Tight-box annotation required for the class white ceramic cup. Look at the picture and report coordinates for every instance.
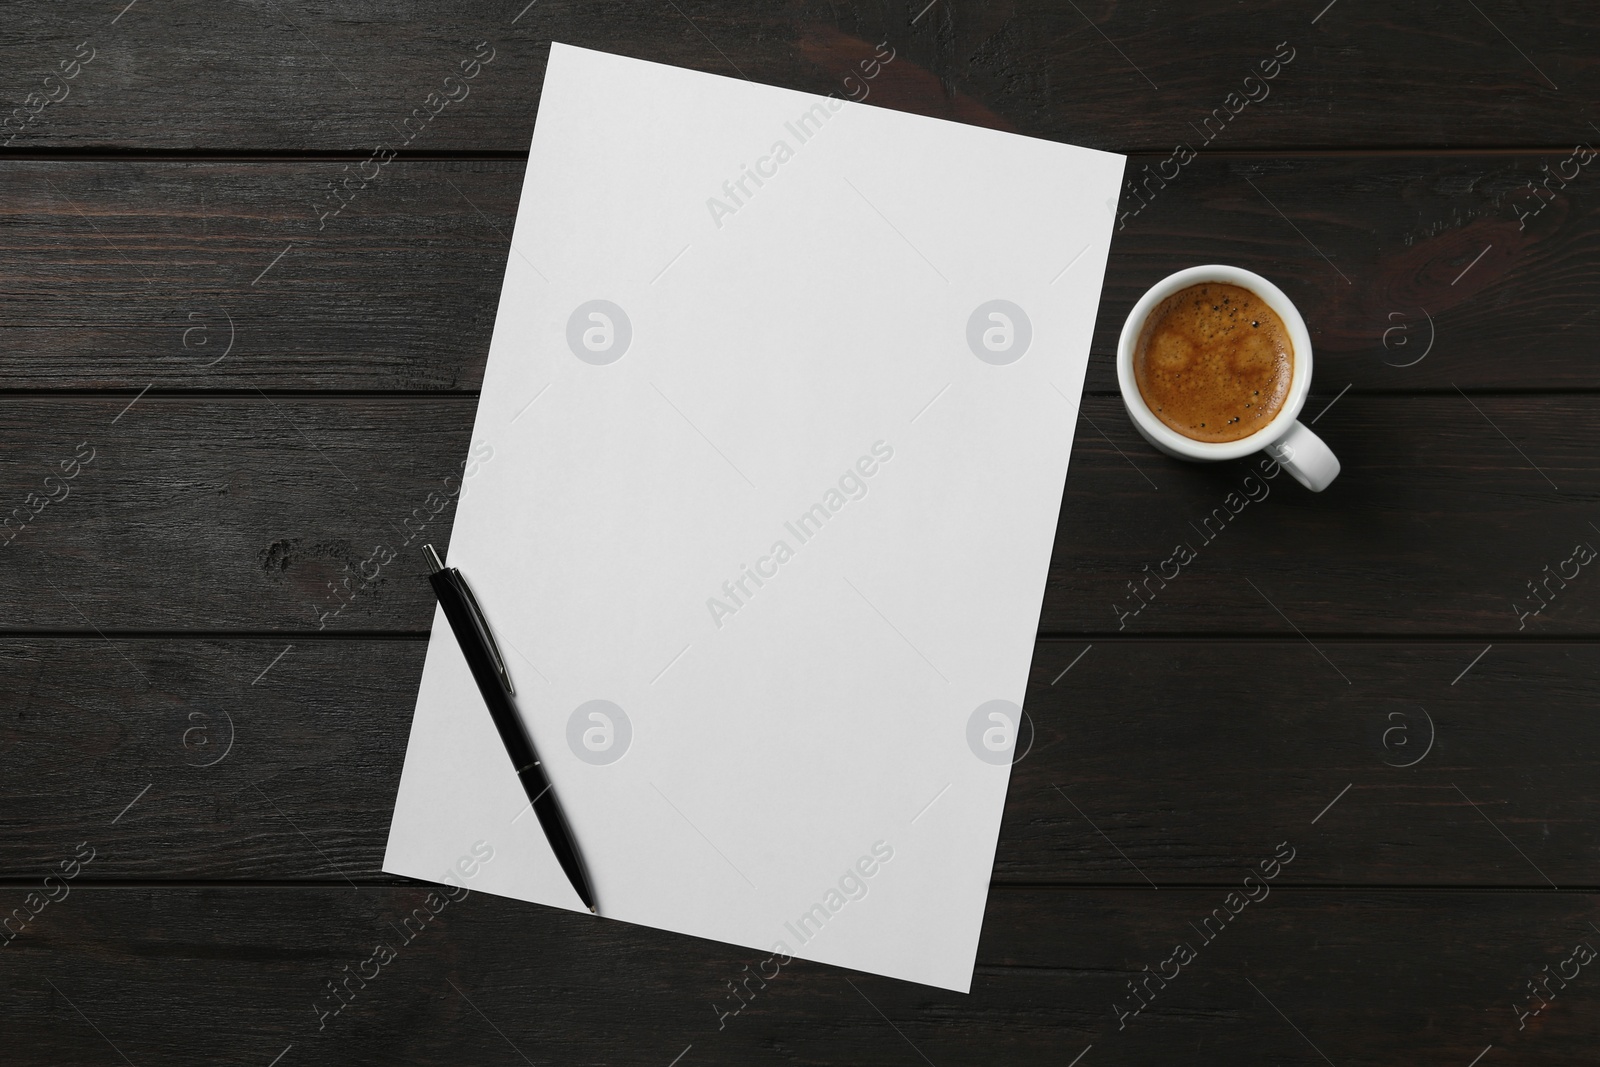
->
[1116,265,1340,492]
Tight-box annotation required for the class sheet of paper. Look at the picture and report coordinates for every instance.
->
[384,41,1124,992]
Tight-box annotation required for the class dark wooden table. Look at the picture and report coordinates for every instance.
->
[4,2,1598,1064]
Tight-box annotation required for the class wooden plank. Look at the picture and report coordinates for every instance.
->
[1055,393,1593,637]
[1,885,1594,1065]
[0,159,521,392]
[0,395,1592,634]
[4,637,1594,885]
[0,397,475,632]
[0,2,1594,152]
[2,151,1596,392]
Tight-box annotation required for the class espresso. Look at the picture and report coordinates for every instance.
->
[1133,282,1292,443]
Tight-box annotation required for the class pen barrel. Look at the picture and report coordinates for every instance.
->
[521,765,596,911]
[428,570,538,771]
[430,568,596,913]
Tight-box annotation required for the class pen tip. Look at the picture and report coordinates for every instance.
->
[589,906,598,915]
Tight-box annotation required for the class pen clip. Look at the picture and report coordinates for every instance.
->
[452,568,515,696]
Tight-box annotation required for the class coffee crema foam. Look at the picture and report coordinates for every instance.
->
[1134,282,1292,444]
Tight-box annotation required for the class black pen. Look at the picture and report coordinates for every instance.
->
[422,544,598,914]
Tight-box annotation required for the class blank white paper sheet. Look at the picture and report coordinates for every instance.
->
[383,41,1124,992]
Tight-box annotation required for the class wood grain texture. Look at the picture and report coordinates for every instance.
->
[0,1,1596,152]
[0,396,1590,634]
[1,886,1595,1065]
[3,637,1594,886]
[3,151,1597,392]
[4,2,1597,1063]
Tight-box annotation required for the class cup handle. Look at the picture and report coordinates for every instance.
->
[1264,420,1340,492]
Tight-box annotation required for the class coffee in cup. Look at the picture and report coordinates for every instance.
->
[1132,282,1293,444]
